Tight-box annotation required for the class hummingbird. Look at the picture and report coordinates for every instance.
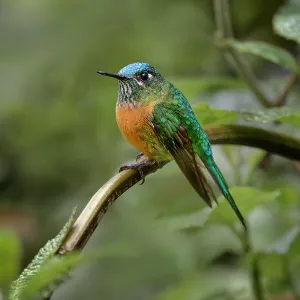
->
[98,62,246,229]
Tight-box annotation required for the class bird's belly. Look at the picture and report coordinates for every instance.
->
[116,104,167,159]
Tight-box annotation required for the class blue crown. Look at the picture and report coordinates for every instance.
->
[118,62,155,77]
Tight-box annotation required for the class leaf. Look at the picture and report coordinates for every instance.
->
[0,232,21,289]
[249,207,289,254]
[264,226,300,255]
[193,104,300,127]
[206,187,280,226]
[221,146,241,169]
[11,240,141,300]
[173,77,245,101]
[273,2,300,44]
[280,114,300,127]
[22,253,85,299]
[251,227,300,280]
[257,253,285,280]
[25,242,143,299]
[9,207,76,300]
[155,267,248,300]
[158,208,211,231]
[276,186,300,206]
[244,150,267,185]
[261,225,300,264]
[194,105,300,127]
[288,231,300,264]
[239,107,300,127]
[229,40,299,73]
[193,102,237,126]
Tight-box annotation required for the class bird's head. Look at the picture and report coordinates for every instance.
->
[98,62,168,105]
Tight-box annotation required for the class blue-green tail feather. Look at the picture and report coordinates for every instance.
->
[205,159,247,229]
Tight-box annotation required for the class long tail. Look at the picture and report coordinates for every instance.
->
[204,158,247,229]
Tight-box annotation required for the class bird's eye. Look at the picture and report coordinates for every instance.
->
[140,72,149,81]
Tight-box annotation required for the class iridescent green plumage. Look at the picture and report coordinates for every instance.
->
[151,90,245,228]
[98,62,246,229]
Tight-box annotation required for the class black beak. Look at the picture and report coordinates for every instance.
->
[97,71,128,80]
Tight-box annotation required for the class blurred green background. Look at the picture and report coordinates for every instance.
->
[1,0,300,299]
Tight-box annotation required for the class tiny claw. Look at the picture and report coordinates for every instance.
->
[119,165,129,173]
[138,168,145,185]
[119,162,146,185]
[118,159,167,186]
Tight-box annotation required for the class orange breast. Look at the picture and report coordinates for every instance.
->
[116,103,157,158]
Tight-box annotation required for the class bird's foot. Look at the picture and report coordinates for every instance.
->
[119,159,165,185]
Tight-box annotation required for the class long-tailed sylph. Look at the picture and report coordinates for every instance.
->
[98,62,246,229]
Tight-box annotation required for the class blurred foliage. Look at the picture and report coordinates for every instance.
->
[1,0,300,300]
[9,208,76,300]
[0,232,20,295]
[228,40,300,73]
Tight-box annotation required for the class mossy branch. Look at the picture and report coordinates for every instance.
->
[57,124,300,255]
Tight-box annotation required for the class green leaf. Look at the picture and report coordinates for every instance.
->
[10,239,141,300]
[249,207,289,254]
[280,113,300,127]
[239,107,300,127]
[273,3,300,44]
[288,230,300,264]
[9,207,76,300]
[261,225,300,264]
[207,187,280,226]
[155,268,245,300]
[173,77,245,101]
[276,186,300,206]
[229,40,299,72]
[194,105,300,127]
[0,232,21,289]
[257,253,285,280]
[158,208,211,231]
[244,150,267,185]
[193,104,300,127]
[253,227,300,280]
[22,252,85,299]
[24,242,143,299]
[264,226,300,255]
[193,103,237,126]
[221,146,242,185]
[221,146,241,169]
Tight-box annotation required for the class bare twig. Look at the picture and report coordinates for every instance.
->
[259,72,298,169]
[213,0,271,107]
[273,73,298,107]
[213,0,298,109]
[250,255,264,300]
[283,255,300,300]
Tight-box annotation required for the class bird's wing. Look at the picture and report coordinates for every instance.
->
[151,103,217,207]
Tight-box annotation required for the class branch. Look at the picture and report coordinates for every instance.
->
[258,72,298,168]
[213,0,299,109]
[240,227,264,300]
[273,73,298,107]
[43,124,300,300]
[58,124,300,255]
[213,0,271,107]
[213,0,299,172]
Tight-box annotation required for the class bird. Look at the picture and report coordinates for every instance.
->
[98,62,246,229]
